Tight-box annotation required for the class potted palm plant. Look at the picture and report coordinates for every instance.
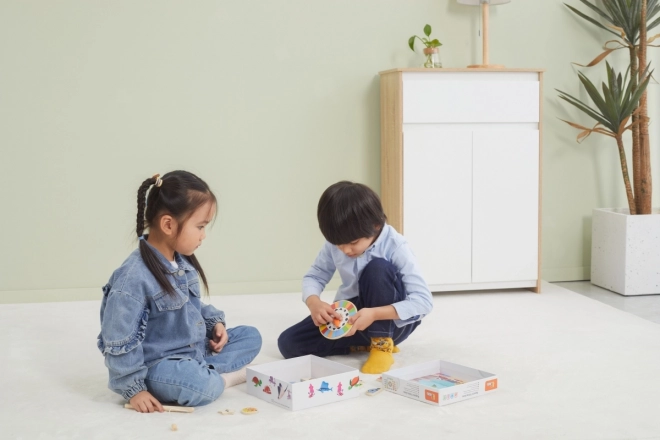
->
[558,0,659,295]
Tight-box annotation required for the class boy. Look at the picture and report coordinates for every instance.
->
[277,181,433,374]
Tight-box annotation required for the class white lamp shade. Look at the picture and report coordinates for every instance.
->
[457,0,511,5]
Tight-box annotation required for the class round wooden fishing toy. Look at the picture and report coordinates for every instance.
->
[319,300,356,339]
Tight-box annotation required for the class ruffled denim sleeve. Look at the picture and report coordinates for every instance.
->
[201,303,225,338]
[97,288,150,400]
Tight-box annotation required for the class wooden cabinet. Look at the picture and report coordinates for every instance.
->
[380,69,543,292]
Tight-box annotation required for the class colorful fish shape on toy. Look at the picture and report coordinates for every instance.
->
[337,382,344,396]
[317,381,333,393]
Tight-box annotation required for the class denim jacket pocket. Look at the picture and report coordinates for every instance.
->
[153,288,188,311]
[188,276,201,298]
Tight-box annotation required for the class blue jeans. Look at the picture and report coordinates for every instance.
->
[145,325,261,406]
[278,258,421,358]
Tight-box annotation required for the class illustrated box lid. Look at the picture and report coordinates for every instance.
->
[382,359,498,406]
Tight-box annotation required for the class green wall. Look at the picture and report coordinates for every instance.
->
[0,0,657,303]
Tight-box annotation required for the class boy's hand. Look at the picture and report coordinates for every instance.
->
[209,322,228,353]
[306,296,338,327]
[129,391,164,413]
[344,308,377,337]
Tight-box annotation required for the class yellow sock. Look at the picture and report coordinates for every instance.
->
[361,337,395,374]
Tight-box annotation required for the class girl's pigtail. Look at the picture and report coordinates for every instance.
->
[187,254,210,297]
[137,174,176,295]
[136,176,156,238]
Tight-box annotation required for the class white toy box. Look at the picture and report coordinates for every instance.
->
[246,355,362,411]
[382,359,498,406]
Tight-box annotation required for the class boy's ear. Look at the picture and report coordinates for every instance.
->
[159,215,177,236]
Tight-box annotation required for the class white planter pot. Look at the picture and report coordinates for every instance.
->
[591,208,660,296]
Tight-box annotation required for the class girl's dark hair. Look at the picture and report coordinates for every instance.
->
[317,181,387,245]
[136,170,216,296]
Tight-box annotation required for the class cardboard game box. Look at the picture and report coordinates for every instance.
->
[382,360,498,406]
[246,355,362,411]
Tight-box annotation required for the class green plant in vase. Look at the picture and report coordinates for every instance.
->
[408,24,443,68]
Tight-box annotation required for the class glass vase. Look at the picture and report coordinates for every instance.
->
[423,47,442,68]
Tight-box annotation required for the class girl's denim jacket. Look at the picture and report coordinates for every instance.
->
[97,239,225,400]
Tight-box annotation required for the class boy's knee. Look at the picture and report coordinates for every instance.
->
[361,258,396,281]
[277,329,296,359]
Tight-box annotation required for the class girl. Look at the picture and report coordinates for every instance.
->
[97,171,261,413]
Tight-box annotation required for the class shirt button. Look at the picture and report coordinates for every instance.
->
[178,270,185,276]
[190,344,194,348]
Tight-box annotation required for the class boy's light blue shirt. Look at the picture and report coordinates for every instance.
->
[302,224,433,327]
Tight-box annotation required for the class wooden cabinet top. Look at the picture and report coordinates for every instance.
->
[379,67,545,75]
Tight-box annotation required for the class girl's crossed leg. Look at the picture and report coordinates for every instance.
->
[145,325,261,406]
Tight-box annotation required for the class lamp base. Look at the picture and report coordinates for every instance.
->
[467,64,506,68]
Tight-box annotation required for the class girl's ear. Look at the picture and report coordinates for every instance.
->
[159,215,177,237]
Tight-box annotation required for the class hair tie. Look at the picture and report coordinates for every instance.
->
[152,173,163,188]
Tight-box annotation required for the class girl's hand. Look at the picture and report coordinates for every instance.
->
[129,391,164,413]
[209,322,229,353]
[306,296,338,327]
[344,308,377,337]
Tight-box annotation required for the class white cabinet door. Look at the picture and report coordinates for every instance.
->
[472,130,539,283]
[403,128,473,285]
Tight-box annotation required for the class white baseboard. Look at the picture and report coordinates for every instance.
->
[1,268,591,304]
[542,266,590,282]
[0,278,343,304]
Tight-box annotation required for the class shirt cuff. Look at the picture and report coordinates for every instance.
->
[392,302,422,328]
[205,316,225,333]
[122,380,148,401]
[302,291,321,305]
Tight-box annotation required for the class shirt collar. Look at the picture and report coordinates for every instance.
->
[366,223,389,252]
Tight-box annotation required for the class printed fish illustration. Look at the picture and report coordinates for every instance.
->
[337,382,344,396]
[308,384,315,398]
[348,376,362,390]
[317,381,333,393]
[252,377,262,387]
[269,376,276,386]
[263,386,272,394]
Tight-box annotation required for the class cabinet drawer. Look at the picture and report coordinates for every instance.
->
[402,74,540,124]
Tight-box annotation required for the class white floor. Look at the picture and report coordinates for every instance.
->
[2,282,660,440]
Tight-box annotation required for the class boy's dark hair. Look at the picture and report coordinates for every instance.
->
[136,170,216,296]
[317,181,387,245]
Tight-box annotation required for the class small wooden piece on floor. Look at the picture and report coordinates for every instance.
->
[366,387,383,396]
[123,403,194,413]
[241,407,259,415]
[218,409,235,415]
[171,423,178,431]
